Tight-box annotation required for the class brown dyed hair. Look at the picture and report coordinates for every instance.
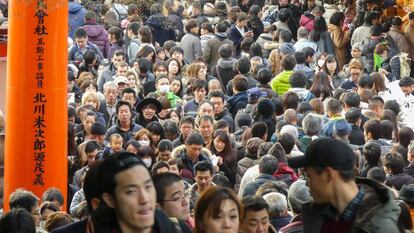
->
[309,98,324,115]
[194,187,243,233]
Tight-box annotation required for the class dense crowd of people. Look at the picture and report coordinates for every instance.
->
[3,0,414,232]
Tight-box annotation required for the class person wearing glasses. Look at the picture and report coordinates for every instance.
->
[153,173,194,230]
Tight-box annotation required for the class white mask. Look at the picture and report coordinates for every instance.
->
[143,158,152,168]
[159,84,170,94]
[138,140,150,146]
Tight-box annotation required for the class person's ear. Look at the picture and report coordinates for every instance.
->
[102,193,116,208]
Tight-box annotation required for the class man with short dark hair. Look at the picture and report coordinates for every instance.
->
[173,116,195,147]
[69,28,104,62]
[176,132,211,182]
[288,71,314,102]
[241,195,277,233]
[364,119,393,157]
[153,173,194,229]
[345,107,365,146]
[9,189,40,226]
[383,152,414,190]
[105,100,143,142]
[243,155,279,197]
[288,138,400,232]
[322,99,344,137]
[228,75,249,117]
[208,90,235,132]
[181,19,202,63]
[203,21,233,67]
[93,152,191,233]
[73,140,101,189]
[211,43,237,91]
[97,50,126,92]
[183,79,207,118]
[228,12,254,57]
[42,188,64,210]
[188,161,215,212]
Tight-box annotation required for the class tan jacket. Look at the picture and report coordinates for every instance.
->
[327,24,351,70]
[405,23,414,59]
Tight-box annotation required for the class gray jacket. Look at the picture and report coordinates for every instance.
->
[97,64,116,92]
[302,178,400,233]
[180,32,202,64]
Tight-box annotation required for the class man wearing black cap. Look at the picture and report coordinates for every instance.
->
[136,98,162,127]
[288,138,400,233]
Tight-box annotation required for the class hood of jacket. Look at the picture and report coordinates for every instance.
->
[217,57,237,69]
[273,162,298,182]
[146,14,175,30]
[82,24,106,38]
[290,87,311,99]
[228,91,248,106]
[215,32,228,41]
[327,23,341,33]
[352,178,400,231]
[69,2,84,13]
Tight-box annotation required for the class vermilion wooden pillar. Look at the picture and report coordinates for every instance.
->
[3,0,68,211]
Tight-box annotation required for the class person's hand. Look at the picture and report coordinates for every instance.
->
[218,157,223,166]
[245,31,254,37]
[379,68,389,76]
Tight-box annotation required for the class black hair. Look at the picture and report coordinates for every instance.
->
[216,21,228,33]
[277,133,295,154]
[208,90,226,102]
[364,120,382,140]
[345,107,361,124]
[289,71,307,88]
[219,43,233,58]
[257,68,273,84]
[186,132,205,145]
[384,100,400,116]
[138,58,152,73]
[74,28,87,38]
[42,188,64,207]
[85,140,101,154]
[237,56,251,74]
[146,121,165,138]
[326,99,342,114]
[302,47,315,59]
[279,30,293,43]
[194,160,213,175]
[115,100,132,114]
[83,161,102,212]
[212,174,231,188]
[242,195,269,213]
[153,173,183,204]
[251,122,268,139]
[162,120,179,140]
[180,116,196,127]
[383,152,405,175]
[294,51,306,64]
[342,92,360,108]
[0,208,36,233]
[281,54,296,70]
[367,167,386,183]
[329,11,345,26]
[157,139,173,152]
[127,22,140,35]
[363,142,381,166]
[381,120,394,140]
[191,79,207,92]
[122,87,137,98]
[9,189,38,212]
[278,8,289,22]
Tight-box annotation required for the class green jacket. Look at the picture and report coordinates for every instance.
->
[270,70,294,96]
[156,91,181,108]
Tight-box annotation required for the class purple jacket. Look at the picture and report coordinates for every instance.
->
[82,24,111,58]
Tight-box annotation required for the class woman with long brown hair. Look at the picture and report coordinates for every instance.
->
[211,129,237,188]
[194,187,242,233]
[310,71,334,101]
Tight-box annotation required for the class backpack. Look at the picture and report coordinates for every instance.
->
[390,52,411,79]
[126,38,141,62]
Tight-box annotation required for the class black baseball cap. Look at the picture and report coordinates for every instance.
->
[288,138,355,170]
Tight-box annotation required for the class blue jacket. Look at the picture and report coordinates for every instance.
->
[227,25,249,57]
[145,15,176,47]
[243,174,276,197]
[69,2,87,39]
[228,91,248,117]
[68,42,104,62]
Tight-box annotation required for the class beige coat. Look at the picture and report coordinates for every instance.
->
[327,24,351,70]
[405,23,414,59]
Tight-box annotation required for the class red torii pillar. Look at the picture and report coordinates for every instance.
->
[3,0,68,211]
